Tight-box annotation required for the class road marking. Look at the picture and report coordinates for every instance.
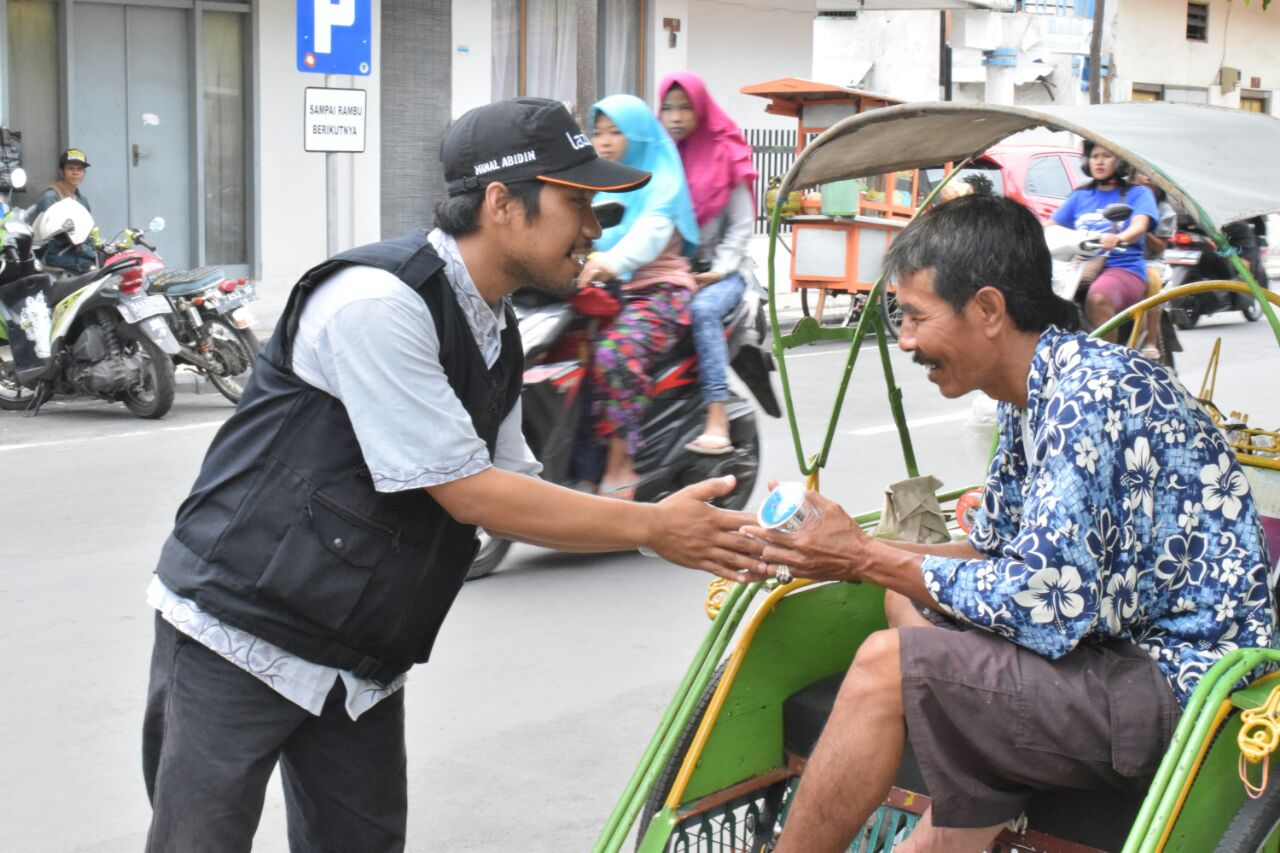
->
[845,410,970,436]
[0,419,225,453]
[780,343,879,359]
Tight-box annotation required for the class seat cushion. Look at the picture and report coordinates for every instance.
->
[148,266,224,295]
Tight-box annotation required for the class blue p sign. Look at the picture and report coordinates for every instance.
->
[297,0,372,76]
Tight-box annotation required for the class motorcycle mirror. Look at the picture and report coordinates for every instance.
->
[592,202,624,230]
[1102,203,1132,223]
[148,216,166,233]
[8,167,26,191]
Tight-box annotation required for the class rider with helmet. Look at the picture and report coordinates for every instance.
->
[1050,141,1158,340]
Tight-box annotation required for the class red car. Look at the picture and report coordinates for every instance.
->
[923,142,1085,222]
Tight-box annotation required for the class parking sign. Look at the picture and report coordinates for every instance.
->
[297,0,372,76]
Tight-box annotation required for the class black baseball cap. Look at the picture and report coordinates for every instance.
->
[442,98,650,197]
[59,148,90,168]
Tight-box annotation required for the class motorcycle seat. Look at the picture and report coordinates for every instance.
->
[48,268,108,307]
[783,674,1143,851]
[148,266,224,296]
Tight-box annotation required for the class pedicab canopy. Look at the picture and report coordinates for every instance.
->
[777,101,1280,229]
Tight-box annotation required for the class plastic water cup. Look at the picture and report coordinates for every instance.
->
[757,482,819,533]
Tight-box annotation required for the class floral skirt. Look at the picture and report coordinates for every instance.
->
[590,284,692,454]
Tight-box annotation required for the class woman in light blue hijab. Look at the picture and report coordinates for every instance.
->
[575,94,700,499]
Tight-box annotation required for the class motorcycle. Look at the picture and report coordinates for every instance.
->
[1045,201,1179,367]
[0,200,180,418]
[466,203,781,580]
[93,220,261,404]
[1164,216,1271,329]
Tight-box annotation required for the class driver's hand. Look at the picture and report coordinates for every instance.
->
[1098,233,1122,250]
[740,485,864,584]
[693,271,724,287]
[576,254,615,290]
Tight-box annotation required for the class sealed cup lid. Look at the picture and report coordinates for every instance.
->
[758,482,807,529]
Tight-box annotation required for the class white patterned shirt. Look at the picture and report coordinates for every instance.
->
[150,229,538,719]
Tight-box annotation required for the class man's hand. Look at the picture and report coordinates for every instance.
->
[740,489,868,583]
[647,476,770,583]
[1098,233,1122,251]
[693,270,724,288]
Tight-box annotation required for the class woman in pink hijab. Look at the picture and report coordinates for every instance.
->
[658,71,758,455]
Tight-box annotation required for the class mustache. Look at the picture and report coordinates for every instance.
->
[913,350,932,367]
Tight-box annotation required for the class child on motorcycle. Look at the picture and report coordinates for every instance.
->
[576,94,701,499]
[1050,140,1157,340]
[656,71,757,456]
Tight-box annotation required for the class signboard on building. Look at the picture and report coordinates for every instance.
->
[304,87,367,152]
[1029,12,1093,56]
[297,0,372,75]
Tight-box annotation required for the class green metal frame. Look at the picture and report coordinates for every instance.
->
[597,126,1280,853]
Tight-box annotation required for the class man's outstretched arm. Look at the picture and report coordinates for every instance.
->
[428,468,766,581]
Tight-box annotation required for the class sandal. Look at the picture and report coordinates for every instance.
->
[684,434,735,456]
[1140,346,1161,361]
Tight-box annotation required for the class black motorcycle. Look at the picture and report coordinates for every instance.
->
[1165,216,1270,329]
[466,208,780,580]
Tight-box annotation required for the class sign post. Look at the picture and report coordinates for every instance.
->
[297,1,372,255]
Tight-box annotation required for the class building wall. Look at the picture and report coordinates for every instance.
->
[684,0,816,131]
[813,11,939,103]
[382,0,450,237]
[452,0,492,119]
[254,1,383,284]
[1111,0,1280,112]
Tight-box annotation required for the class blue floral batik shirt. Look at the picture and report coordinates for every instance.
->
[921,327,1275,706]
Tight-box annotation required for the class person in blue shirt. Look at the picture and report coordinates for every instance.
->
[741,195,1273,853]
[1051,140,1159,339]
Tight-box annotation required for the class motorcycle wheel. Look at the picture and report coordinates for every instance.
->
[1243,297,1263,322]
[465,530,513,582]
[120,334,176,419]
[878,284,903,341]
[204,318,260,404]
[0,344,35,411]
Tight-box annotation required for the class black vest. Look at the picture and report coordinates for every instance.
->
[156,231,522,684]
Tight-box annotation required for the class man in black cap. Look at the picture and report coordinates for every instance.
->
[32,147,95,273]
[141,98,764,852]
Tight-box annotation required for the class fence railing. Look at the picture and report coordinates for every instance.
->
[746,127,797,235]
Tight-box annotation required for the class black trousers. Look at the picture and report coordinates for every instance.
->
[142,614,407,853]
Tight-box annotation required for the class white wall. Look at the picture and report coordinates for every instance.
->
[679,0,817,131]
[255,1,383,285]
[451,0,492,119]
[1112,0,1280,112]
[813,12,939,103]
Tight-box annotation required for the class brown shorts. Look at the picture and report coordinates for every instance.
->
[898,619,1180,828]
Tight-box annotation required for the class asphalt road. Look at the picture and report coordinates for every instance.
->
[2,307,1277,852]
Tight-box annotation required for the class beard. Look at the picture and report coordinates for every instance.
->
[504,251,578,299]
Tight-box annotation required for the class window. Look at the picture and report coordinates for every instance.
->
[6,0,61,194]
[921,163,1006,197]
[492,0,646,107]
[1186,3,1208,42]
[1164,86,1209,104]
[203,11,248,265]
[1131,85,1161,102]
[1024,155,1073,200]
[1241,92,1269,114]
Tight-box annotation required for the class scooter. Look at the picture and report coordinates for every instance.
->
[95,220,261,403]
[466,204,781,580]
[1164,216,1270,329]
[1045,202,1179,367]
[0,201,181,417]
